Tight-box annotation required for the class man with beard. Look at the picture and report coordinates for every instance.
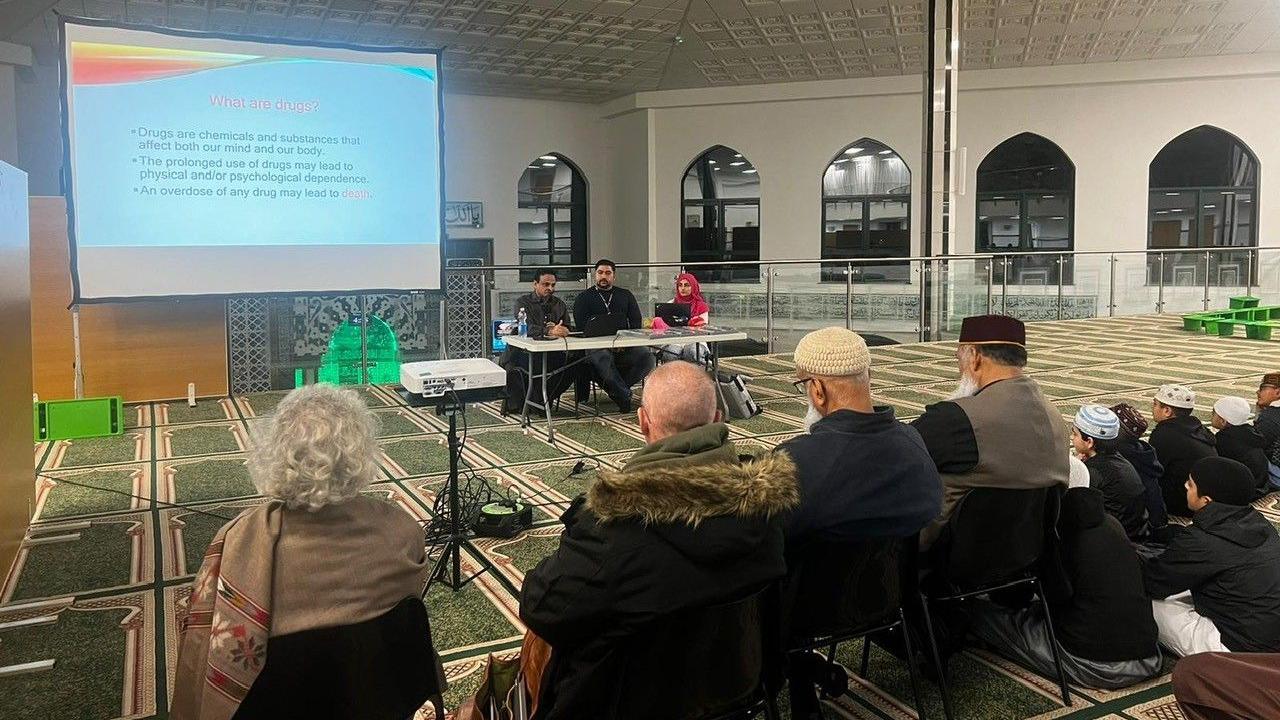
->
[500,268,574,415]
[780,327,942,545]
[1255,372,1280,486]
[910,314,1069,550]
[775,327,941,718]
[571,259,655,412]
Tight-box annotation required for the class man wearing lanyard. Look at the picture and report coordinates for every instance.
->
[571,258,655,412]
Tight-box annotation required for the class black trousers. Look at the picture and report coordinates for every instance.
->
[581,347,655,403]
[504,349,573,414]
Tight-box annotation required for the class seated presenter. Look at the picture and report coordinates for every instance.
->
[660,272,711,364]
[572,259,655,413]
[500,269,574,415]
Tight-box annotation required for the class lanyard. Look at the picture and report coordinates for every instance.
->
[597,289,614,314]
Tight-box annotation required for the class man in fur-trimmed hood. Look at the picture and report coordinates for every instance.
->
[520,361,799,720]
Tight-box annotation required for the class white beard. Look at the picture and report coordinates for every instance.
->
[949,373,981,400]
[803,401,824,431]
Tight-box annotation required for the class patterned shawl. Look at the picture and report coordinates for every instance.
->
[170,501,284,720]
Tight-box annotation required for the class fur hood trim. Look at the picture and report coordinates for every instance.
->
[587,452,799,525]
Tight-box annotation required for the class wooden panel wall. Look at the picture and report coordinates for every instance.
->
[1,164,33,582]
[29,197,229,402]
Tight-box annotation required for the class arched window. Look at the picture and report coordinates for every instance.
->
[821,138,910,282]
[1148,126,1258,287]
[976,133,1075,285]
[518,154,587,280]
[682,145,759,283]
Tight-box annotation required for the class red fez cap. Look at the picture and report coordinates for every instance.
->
[959,314,1026,347]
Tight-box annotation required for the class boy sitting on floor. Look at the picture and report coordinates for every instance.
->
[1142,457,1280,656]
[1072,405,1149,541]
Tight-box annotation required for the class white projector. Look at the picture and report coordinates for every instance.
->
[400,358,506,398]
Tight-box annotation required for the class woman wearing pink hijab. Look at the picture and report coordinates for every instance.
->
[660,272,711,362]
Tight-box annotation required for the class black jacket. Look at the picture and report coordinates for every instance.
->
[515,292,571,340]
[1149,415,1217,517]
[778,407,941,546]
[1083,452,1149,541]
[1117,438,1168,531]
[1142,502,1280,652]
[572,285,643,330]
[1257,404,1280,466]
[1215,424,1271,494]
[519,423,799,720]
[1042,488,1159,662]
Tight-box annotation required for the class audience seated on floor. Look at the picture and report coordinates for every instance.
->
[968,484,1162,690]
[500,268,575,415]
[910,314,1069,550]
[1172,651,1280,720]
[571,258,655,412]
[774,326,942,718]
[1149,385,1218,518]
[1212,396,1271,497]
[1142,457,1280,657]
[518,361,798,720]
[1255,372,1280,487]
[171,384,444,720]
[1072,405,1149,541]
[659,272,711,363]
[1111,403,1170,541]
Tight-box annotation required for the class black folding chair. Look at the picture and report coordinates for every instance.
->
[610,584,782,720]
[232,596,445,720]
[782,535,932,719]
[918,486,1071,720]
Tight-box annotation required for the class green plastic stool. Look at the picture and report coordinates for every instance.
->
[1182,316,1205,331]
[1230,296,1260,310]
[1245,323,1274,341]
[1217,321,1236,337]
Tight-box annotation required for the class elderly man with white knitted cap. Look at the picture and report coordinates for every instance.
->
[910,315,1069,550]
[775,327,941,719]
[1149,384,1218,517]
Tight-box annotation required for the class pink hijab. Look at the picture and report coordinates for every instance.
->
[673,272,709,326]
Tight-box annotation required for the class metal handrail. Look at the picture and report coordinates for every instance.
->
[442,246,1279,273]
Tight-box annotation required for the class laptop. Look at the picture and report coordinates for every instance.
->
[655,303,691,327]
[581,313,624,338]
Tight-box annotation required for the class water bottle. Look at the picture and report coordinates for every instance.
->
[517,307,528,336]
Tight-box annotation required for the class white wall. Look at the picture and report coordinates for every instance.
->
[441,93,614,265]
[607,53,1280,265]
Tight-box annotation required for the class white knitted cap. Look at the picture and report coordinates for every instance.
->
[1155,384,1196,410]
[1074,404,1120,440]
[794,327,871,377]
[1213,396,1253,426]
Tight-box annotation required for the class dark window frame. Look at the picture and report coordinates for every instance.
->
[974,135,1076,286]
[820,193,912,283]
[518,155,589,282]
[681,147,761,284]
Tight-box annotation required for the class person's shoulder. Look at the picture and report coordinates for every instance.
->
[915,399,963,420]
[348,495,423,540]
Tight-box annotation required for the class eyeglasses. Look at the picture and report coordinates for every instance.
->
[792,378,812,394]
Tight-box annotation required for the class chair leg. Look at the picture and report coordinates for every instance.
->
[1033,578,1072,707]
[898,611,927,720]
[918,594,954,720]
[859,635,871,678]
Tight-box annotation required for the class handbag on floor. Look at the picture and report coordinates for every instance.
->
[716,372,761,419]
[454,651,529,720]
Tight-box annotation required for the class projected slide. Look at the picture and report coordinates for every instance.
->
[62,21,444,299]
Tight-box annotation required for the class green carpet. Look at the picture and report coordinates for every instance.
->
[5,315,1279,719]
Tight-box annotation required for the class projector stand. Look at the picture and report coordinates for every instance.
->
[402,387,503,594]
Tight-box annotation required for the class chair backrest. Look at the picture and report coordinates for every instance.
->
[233,596,442,720]
[782,535,911,645]
[610,585,774,720]
[932,486,1052,590]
